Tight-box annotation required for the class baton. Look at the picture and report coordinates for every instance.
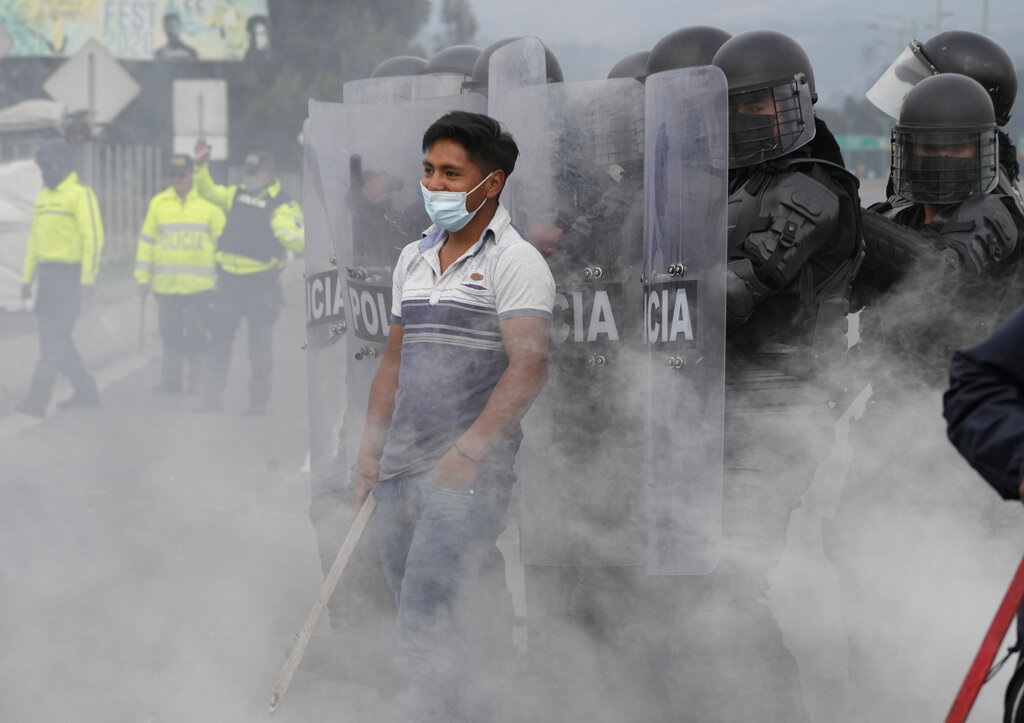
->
[946,551,1024,722]
[268,493,377,713]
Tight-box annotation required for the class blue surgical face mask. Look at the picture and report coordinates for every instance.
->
[420,171,494,232]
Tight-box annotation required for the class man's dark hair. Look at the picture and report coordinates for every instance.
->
[422,111,518,182]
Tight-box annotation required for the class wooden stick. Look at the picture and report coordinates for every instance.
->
[269,494,377,713]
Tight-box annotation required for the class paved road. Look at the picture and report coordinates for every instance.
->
[0,266,1021,722]
[0,279,397,722]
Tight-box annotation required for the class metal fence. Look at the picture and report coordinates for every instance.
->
[3,135,302,268]
[0,136,164,264]
[78,142,163,262]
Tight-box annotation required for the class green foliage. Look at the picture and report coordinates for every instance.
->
[230,0,433,170]
[435,0,478,51]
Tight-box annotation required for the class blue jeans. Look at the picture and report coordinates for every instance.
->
[373,470,513,723]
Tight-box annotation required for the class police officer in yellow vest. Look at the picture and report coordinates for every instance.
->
[192,139,304,414]
[16,139,104,418]
[135,154,225,394]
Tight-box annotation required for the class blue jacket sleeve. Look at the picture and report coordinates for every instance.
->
[943,303,1024,500]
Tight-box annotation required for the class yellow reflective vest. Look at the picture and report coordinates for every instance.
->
[22,171,105,285]
[192,162,304,275]
[134,186,226,295]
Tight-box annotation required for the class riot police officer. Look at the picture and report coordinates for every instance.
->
[857,73,1019,382]
[606,50,649,82]
[644,25,731,77]
[830,72,1023,720]
[669,30,862,722]
[462,36,564,97]
[370,54,427,78]
[510,50,646,722]
[867,29,1023,241]
[423,44,481,77]
[511,28,732,722]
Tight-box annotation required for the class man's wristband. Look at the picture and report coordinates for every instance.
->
[454,443,480,464]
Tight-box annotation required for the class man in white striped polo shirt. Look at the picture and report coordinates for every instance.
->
[354,111,555,722]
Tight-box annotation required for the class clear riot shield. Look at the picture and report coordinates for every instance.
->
[343,72,472,104]
[487,36,547,116]
[642,66,728,575]
[302,103,398,688]
[485,37,550,216]
[504,78,647,567]
[302,115,348,485]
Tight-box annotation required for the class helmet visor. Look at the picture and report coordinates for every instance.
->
[727,77,814,168]
[866,42,937,120]
[892,128,999,204]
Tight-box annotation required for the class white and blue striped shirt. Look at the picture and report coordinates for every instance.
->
[378,202,555,482]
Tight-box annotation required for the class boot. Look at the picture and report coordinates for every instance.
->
[15,398,46,418]
[57,380,100,410]
[56,390,100,409]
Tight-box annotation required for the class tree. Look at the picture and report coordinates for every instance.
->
[435,0,478,50]
[229,0,432,170]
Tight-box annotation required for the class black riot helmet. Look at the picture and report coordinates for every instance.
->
[370,55,428,78]
[463,36,563,95]
[607,50,650,81]
[423,44,482,77]
[644,25,731,76]
[711,30,817,168]
[921,31,1016,125]
[891,73,999,205]
[868,31,1016,126]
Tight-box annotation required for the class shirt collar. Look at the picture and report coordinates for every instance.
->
[241,178,281,197]
[417,201,511,254]
[54,171,78,191]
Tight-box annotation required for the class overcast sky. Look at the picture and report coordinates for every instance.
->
[442,0,1024,107]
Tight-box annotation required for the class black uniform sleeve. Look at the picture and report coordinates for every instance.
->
[926,194,1017,275]
[943,303,1024,500]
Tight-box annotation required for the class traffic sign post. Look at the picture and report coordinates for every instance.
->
[43,38,141,130]
[173,80,229,161]
[43,38,140,185]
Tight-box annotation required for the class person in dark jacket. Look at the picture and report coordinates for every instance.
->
[830,69,1023,720]
[944,302,1024,723]
[945,304,1024,501]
